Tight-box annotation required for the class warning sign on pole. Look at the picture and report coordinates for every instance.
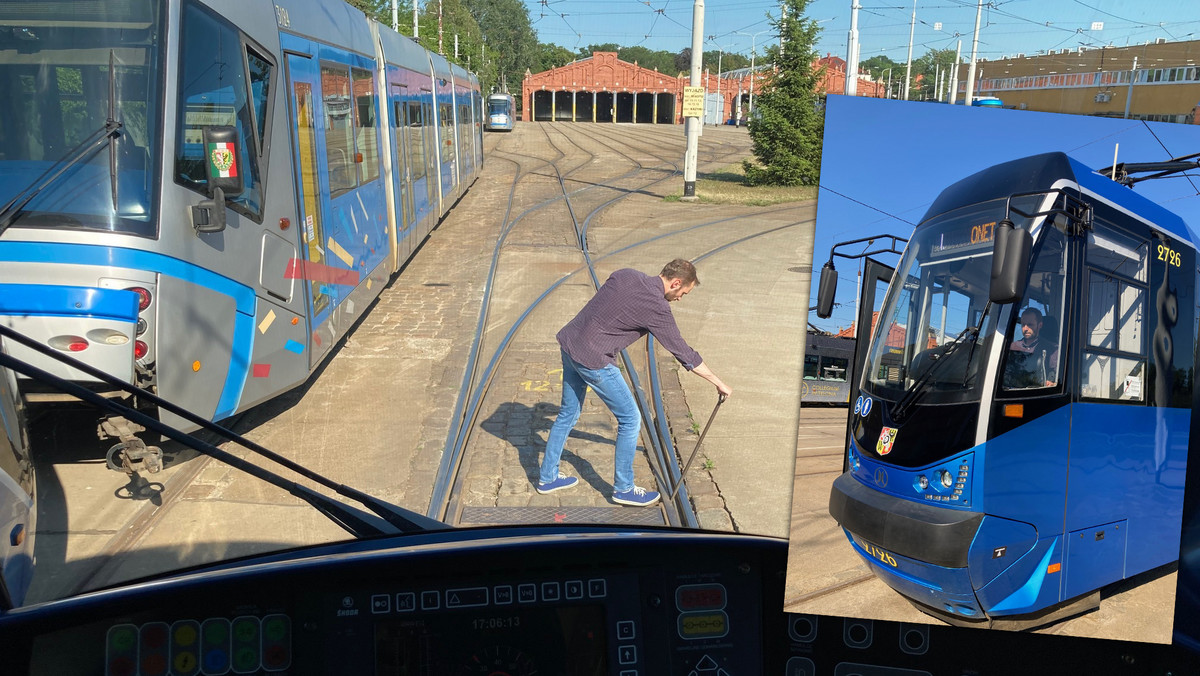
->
[682,86,705,118]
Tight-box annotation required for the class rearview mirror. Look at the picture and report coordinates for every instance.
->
[990,219,1032,304]
[816,261,838,318]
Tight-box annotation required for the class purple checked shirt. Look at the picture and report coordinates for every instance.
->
[557,269,702,370]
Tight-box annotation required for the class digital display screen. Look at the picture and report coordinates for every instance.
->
[374,605,607,675]
[929,219,997,259]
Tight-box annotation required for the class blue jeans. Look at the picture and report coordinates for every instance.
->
[540,350,641,492]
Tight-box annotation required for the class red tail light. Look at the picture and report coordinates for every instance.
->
[127,286,152,311]
[134,340,148,359]
[68,340,89,352]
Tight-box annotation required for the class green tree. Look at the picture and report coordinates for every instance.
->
[579,43,622,58]
[675,48,692,74]
[911,48,959,101]
[465,0,540,95]
[859,54,902,87]
[533,43,577,72]
[705,50,750,74]
[345,0,396,23]
[742,0,824,186]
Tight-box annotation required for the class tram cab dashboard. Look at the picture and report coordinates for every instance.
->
[2,524,1198,675]
[0,526,789,674]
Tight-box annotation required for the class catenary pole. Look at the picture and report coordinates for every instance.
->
[682,0,705,199]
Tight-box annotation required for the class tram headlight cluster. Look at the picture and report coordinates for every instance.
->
[914,458,971,504]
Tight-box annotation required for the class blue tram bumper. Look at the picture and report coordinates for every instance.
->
[829,471,990,620]
[830,471,1069,624]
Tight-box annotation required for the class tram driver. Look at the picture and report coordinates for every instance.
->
[1005,307,1059,388]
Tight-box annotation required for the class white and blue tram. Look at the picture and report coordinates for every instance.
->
[485,92,516,132]
[0,0,482,448]
[820,152,1195,627]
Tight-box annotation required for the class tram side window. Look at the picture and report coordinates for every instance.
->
[823,356,849,381]
[803,354,820,379]
[1081,227,1149,401]
[1002,224,1068,390]
[247,48,273,154]
[407,101,426,181]
[440,103,454,157]
[353,67,379,184]
[322,62,356,196]
[175,0,264,221]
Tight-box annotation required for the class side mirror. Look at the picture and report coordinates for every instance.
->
[191,126,243,234]
[990,219,1032,304]
[816,261,838,318]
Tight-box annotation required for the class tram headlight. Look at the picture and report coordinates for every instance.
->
[916,475,929,490]
[939,470,954,489]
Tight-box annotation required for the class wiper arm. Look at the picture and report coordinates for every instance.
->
[891,323,980,422]
[0,324,447,536]
[107,48,120,212]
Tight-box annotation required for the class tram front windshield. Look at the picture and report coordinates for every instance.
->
[862,198,1040,406]
[0,1,163,237]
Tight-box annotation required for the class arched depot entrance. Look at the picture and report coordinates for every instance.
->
[655,93,675,124]
[553,91,573,121]
[615,92,635,123]
[596,92,614,122]
[531,90,554,121]
[575,92,595,122]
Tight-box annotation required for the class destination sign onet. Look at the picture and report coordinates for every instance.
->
[933,220,997,255]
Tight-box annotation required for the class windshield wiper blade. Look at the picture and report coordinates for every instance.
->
[0,323,447,536]
[891,323,980,422]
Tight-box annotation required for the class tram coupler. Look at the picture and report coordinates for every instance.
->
[98,416,163,475]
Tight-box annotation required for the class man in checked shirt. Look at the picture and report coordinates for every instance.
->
[536,259,733,506]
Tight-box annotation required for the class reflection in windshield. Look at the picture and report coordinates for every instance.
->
[0,1,162,236]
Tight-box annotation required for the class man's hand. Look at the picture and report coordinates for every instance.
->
[693,362,732,398]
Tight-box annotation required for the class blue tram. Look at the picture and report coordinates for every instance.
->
[485,92,517,131]
[0,0,482,458]
[822,152,1194,627]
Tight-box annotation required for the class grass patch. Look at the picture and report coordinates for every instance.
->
[665,163,817,206]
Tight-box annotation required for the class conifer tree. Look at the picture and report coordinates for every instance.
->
[743,0,824,186]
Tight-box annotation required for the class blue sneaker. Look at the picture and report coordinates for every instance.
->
[613,486,660,507]
[537,473,578,494]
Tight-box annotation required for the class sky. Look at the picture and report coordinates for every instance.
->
[808,95,1200,334]
[524,0,1200,64]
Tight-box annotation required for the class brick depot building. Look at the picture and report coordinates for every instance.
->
[522,51,886,124]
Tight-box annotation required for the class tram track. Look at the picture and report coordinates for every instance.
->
[429,123,810,530]
[28,123,805,603]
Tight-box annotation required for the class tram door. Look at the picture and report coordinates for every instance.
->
[844,257,894,472]
[390,82,415,263]
[284,52,334,369]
